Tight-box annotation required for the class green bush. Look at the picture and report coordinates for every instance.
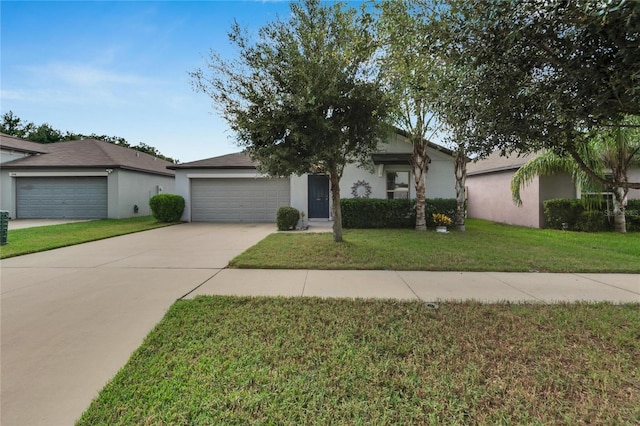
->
[149,194,185,223]
[625,199,640,232]
[341,198,415,228]
[543,199,584,229]
[544,197,640,232]
[341,198,457,229]
[277,206,300,231]
[574,210,611,232]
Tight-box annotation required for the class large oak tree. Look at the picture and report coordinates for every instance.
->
[191,0,390,242]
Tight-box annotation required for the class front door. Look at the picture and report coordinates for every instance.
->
[308,175,330,218]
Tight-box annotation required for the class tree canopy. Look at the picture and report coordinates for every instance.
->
[1,111,178,163]
[429,0,640,189]
[191,0,391,242]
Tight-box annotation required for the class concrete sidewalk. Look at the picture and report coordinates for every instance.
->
[185,269,639,303]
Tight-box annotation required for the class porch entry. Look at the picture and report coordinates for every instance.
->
[308,175,330,219]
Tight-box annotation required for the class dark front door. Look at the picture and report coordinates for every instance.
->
[308,175,330,218]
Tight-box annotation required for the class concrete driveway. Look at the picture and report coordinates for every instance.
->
[0,223,275,426]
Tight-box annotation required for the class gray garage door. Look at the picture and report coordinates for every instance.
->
[191,178,290,222]
[16,177,108,219]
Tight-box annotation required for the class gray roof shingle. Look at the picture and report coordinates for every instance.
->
[467,151,539,176]
[169,152,257,170]
[0,133,51,154]
[1,137,175,176]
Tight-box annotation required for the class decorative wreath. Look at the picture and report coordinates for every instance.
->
[351,180,372,198]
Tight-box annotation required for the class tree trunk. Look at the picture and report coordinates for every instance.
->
[612,186,627,233]
[454,148,467,231]
[329,170,343,242]
[412,140,430,231]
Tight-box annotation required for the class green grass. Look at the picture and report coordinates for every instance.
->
[230,219,640,273]
[77,297,640,425]
[0,216,175,259]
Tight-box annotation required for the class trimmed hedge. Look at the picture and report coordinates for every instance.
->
[627,199,640,232]
[543,199,585,230]
[341,198,457,229]
[149,194,185,223]
[277,206,300,231]
[543,198,640,232]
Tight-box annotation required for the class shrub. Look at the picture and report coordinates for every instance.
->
[574,210,611,232]
[626,199,640,232]
[543,199,584,230]
[341,198,457,229]
[149,194,185,223]
[277,206,300,231]
[341,199,414,228]
[544,197,640,232]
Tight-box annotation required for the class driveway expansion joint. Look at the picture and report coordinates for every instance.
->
[179,268,226,300]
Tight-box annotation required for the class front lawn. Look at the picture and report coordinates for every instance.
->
[0,216,175,259]
[77,297,640,425]
[230,219,640,273]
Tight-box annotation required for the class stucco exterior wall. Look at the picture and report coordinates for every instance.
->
[0,168,15,216]
[289,174,309,217]
[539,173,576,226]
[339,134,456,202]
[113,169,175,218]
[628,167,640,200]
[467,170,541,228]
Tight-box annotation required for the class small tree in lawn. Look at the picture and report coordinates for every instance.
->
[191,0,390,242]
[376,0,448,231]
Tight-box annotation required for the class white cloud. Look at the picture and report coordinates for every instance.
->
[32,62,153,87]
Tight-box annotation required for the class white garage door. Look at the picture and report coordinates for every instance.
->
[16,177,108,219]
[191,178,290,222]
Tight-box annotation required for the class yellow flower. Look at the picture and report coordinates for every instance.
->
[432,213,452,226]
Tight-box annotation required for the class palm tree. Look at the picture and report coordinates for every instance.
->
[511,117,640,233]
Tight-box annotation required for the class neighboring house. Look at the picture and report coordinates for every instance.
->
[170,131,456,222]
[0,133,175,219]
[466,150,640,228]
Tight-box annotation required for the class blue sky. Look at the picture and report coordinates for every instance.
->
[1,1,294,162]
